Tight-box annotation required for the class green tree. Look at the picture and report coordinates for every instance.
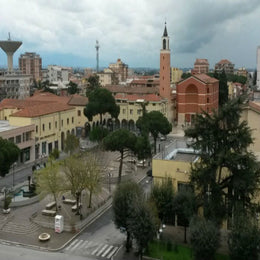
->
[103,129,137,183]
[36,159,65,212]
[181,72,191,79]
[89,125,109,143]
[85,154,101,208]
[173,186,197,243]
[185,96,260,224]
[228,214,260,260]
[0,137,20,177]
[86,75,101,97]
[134,135,151,164]
[64,132,79,155]
[84,88,120,124]
[129,199,158,259]
[218,69,228,106]
[113,181,143,251]
[150,178,174,224]
[136,111,172,153]
[190,217,220,260]
[68,81,78,95]
[62,156,89,214]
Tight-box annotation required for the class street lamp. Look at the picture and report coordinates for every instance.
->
[12,162,17,187]
[108,172,112,193]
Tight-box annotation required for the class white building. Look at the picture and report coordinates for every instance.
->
[42,65,71,84]
[257,46,260,89]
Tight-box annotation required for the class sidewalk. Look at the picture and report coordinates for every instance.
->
[0,152,147,252]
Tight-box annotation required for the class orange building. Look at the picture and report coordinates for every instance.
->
[193,58,209,74]
[177,74,219,125]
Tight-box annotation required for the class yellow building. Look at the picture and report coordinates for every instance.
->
[241,101,260,160]
[170,67,183,84]
[114,93,168,130]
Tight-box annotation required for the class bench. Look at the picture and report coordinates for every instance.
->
[45,201,56,210]
[42,209,56,216]
[63,199,76,205]
[71,203,82,212]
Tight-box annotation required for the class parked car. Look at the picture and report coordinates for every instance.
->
[160,135,166,141]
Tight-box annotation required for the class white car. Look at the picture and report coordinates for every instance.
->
[160,135,166,141]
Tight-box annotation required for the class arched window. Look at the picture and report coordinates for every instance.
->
[163,39,166,49]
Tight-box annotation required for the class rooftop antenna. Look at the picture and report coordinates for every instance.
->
[0,33,22,72]
[95,40,100,73]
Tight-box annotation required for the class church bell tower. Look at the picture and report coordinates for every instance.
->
[159,22,171,100]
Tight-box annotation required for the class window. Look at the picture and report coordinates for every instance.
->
[61,120,63,127]
[72,117,74,124]
[8,137,14,143]
[130,109,133,115]
[55,121,57,128]
[42,142,46,154]
[26,132,30,141]
[207,87,209,93]
[49,122,51,130]
[137,109,142,115]
[42,124,45,131]
[67,118,69,125]
[36,125,38,133]
[122,109,126,114]
[16,135,21,144]
[207,97,209,103]
[78,110,81,116]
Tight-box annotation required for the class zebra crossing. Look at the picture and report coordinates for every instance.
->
[64,238,119,259]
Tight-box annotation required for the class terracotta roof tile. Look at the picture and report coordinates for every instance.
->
[217,59,232,64]
[193,74,219,84]
[68,94,88,106]
[194,59,209,65]
[11,103,74,117]
[27,91,70,104]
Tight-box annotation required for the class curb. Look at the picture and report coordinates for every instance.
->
[0,172,148,252]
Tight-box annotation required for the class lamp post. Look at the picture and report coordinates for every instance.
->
[12,162,17,187]
[108,172,112,193]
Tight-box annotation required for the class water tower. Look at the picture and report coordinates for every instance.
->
[0,33,22,72]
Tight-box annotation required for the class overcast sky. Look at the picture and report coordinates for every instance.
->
[0,0,260,70]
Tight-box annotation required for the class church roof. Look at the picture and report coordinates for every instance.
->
[163,23,168,37]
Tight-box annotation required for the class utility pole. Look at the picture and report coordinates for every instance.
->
[95,40,100,73]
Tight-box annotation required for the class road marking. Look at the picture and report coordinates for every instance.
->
[96,244,108,256]
[107,246,119,259]
[80,240,89,249]
[101,245,113,257]
[65,239,79,250]
[91,243,104,255]
[70,239,84,252]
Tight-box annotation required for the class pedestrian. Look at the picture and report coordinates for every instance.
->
[62,195,65,201]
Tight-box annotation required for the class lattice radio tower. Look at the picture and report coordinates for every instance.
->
[95,40,100,73]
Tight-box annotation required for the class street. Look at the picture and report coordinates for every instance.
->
[0,243,95,260]
[62,175,153,259]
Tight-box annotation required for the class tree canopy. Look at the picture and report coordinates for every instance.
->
[185,95,260,223]
[0,137,20,177]
[86,75,101,97]
[113,181,143,251]
[68,81,78,95]
[64,132,79,155]
[84,88,120,124]
[136,111,172,153]
[103,129,136,183]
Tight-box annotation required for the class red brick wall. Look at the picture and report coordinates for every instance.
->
[177,76,219,123]
[159,51,171,100]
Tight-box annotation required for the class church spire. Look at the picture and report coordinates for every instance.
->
[163,22,168,37]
